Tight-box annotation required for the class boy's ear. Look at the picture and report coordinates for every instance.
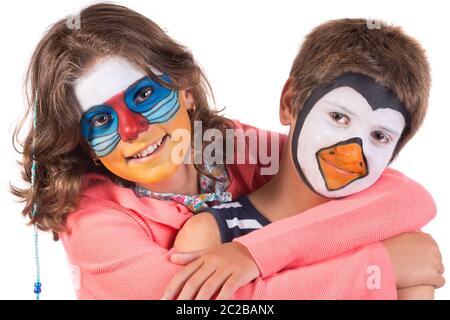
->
[182,90,195,110]
[279,77,296,125]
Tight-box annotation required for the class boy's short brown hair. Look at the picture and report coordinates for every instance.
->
[289,18,430,155]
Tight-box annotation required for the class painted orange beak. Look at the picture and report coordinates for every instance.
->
[316,140,368,191]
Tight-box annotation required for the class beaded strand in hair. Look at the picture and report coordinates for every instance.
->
[31,97,41,300]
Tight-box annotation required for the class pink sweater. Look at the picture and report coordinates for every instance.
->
[60,121,436,299]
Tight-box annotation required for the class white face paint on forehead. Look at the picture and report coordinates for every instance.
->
[73,56,162,112]
[296,86,406,198]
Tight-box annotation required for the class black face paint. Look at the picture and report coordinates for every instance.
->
[291,72,410,195]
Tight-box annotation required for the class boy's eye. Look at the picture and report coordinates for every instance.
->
[91,113,112,127]
[371,131,391,144]
[134,86,153,104]
[329,112,350,125]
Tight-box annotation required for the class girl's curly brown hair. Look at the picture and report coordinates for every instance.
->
[11,3,233,240]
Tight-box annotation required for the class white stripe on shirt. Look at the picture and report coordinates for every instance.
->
[212,202,243,209]
[226,217,264,229]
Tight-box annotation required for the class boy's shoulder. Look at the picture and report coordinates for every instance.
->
[174,212,221,252]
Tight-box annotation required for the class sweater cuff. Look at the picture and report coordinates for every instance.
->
[233,235,288,278]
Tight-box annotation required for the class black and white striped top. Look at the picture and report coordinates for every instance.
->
[204,196,271,243]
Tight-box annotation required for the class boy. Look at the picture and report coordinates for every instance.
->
[173,19,436,298]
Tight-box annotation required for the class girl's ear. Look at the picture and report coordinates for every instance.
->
[279,77,296,125]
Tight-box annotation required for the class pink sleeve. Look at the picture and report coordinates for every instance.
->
[233,169,436,278]
[234,242,396,300]
[61,206,182,299]
[62,205,396,299]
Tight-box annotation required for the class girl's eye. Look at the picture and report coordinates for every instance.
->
[91,113,112,127]
[329,112,350,126]
[371,131,391,144]
[134,86,153,104]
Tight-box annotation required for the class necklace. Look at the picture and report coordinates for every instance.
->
[129,163,232,212]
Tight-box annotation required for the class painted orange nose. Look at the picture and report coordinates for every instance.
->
[334,144,364,165]
[317,141,368,191]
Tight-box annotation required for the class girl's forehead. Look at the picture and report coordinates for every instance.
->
[73,56,145,111]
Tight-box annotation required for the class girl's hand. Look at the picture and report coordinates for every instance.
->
[382,232,445,289]
[161,242,260,300]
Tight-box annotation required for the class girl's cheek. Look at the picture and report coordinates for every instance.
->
[98,146,125,168]
[168,106,192,134]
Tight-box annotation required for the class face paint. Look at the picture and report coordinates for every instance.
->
[316,137,368,191]
[79,76,180,157]
[74,56,192,185]
[292,73,409,198]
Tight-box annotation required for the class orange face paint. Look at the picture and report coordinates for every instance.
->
[98,94,192,185]
[75,57,194,186]
[316,140,368,190]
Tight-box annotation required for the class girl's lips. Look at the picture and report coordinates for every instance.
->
[126,134,169,163]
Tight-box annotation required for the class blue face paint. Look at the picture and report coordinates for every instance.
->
[80,75,180,157]
[80,105,120,157]
[125,75,180,123]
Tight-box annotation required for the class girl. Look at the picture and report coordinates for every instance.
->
[13,3,443,299]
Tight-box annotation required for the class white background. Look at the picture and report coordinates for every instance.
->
[1,0,449,300]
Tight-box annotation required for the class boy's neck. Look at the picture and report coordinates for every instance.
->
[248,142,330,222]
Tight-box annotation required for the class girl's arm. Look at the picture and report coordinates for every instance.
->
[233,168,436,278]
[234,241,397,300]
[173,169,436,280]
[228,121,436,277]
[166,214,444,300]
[227,122,436,278]
[61,205,398,299]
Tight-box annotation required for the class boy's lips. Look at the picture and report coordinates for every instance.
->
[316,142,368,190]
[126,134,169,161]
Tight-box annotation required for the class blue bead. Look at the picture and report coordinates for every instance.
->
[34,287,41,294]
[34,282,42,288]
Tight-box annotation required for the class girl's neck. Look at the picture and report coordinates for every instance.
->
[248,144,330,222]
[137,162,199,195]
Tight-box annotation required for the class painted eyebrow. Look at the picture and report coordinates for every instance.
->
[126,76,148,92]
[324,100,401,136]
[323,100,355,116]
[378,126,401,137]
